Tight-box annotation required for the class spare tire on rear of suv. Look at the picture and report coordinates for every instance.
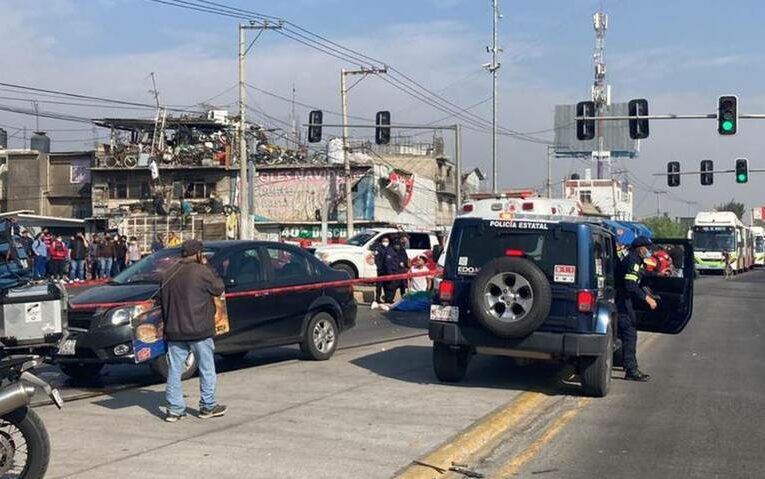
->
[469,257,552,338]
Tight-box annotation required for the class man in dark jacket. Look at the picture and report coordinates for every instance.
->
[68,233,88,282]
[371,237,391,308]
[383,238,409,304]
[616,236,658,382]
[161,239,226,422]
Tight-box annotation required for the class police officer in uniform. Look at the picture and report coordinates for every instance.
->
[616,236,658,382]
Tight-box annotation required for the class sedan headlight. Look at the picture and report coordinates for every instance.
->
[103,302,154,327]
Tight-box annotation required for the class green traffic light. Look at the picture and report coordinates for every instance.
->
[737,173,747,183]
[722,120,734,131]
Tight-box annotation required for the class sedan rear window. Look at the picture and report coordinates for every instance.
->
[451,223,577,280]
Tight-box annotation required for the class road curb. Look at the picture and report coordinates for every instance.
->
[393,391,549,478]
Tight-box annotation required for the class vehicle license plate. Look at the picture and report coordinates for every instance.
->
[430,305,459,322]
[57,339,77,356]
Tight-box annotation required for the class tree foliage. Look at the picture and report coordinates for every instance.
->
[715,199,746,220]
[642,216,687,238]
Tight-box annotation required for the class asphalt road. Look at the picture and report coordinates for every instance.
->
[478,270,765,479]
[33,306,428,404]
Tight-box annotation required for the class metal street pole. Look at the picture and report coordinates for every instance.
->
[455,124,462,210]
[490,0,501,195]
[339,66,387,239]
[546,145,553,198]
[340,68,352,239]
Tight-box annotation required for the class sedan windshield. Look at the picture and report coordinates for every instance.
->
[110,249,182,285]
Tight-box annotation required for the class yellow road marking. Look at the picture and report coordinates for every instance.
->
[395,391,550,479]
[495,331,661,477]
[397,332,663,478]
[496,398,592,478]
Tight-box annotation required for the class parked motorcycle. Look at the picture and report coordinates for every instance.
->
[0,355,63,479]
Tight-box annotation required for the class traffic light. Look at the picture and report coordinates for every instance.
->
[700,160,714,186]
[735,158,748,183]
[375,110,391,145]
[308,110,323,143]
[576,101,596,140]
[717,95,738,135]
[667,161,680,187]
[628,98,649,139]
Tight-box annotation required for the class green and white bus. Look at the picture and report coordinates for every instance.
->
[690,211,753,273]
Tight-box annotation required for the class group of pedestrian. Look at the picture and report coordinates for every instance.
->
[21,228,149,282]
[370,235,433,310]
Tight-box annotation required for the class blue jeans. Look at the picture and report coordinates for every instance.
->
[97,257,113,278]
[34,256,48,279]
[69,259,85,281]
[165,338,217,415]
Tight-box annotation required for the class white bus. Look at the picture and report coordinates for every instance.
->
[752,226,765,267]
[690,211,750,273]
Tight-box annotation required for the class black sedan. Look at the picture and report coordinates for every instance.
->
[58,241,357,380]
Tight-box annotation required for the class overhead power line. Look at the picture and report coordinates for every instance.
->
[145,0,555,145]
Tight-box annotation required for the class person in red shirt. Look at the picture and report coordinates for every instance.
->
[48,236,69,280]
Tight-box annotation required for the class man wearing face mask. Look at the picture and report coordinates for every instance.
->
[371,237,391,309]
[615,236,658,382]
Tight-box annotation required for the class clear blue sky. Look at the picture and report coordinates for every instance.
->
[2,0,764,218]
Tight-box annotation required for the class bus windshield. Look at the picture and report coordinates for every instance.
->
[756,237,764,253]
[693,228,735,252]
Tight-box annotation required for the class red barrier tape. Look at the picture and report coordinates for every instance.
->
[64,278,110,288]
[69,269,441,311]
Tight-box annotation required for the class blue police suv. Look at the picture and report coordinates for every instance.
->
[429,213,695,397]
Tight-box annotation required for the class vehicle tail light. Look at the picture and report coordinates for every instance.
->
[439,280,455,303]
[462,204,474,213]
[522,202,534,211]
[504,249,525,257]
[577,290,597,313]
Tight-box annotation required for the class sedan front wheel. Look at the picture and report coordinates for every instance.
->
[300,313,338,361]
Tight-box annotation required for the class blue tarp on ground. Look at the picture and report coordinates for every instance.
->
[391,291,434,312]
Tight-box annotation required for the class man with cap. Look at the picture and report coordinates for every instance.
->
[161,239,227,422]
[615,236,658,382]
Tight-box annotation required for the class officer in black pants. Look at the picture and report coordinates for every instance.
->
[616,236,658,382]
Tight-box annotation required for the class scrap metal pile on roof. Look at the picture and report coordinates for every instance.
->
[93,113,234,169]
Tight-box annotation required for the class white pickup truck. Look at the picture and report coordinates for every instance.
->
[313,228,440,279]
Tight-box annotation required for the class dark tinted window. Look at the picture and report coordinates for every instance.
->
[452,223,577,281]
[220,248,264,285]
[265,247,311,280]
[408,233,431,250]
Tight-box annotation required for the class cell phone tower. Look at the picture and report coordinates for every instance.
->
[592,10,610,179]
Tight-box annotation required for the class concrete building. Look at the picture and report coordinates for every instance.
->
[564,177,634,221]
[0,144,93,219]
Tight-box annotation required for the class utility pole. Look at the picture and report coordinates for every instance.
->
[654,190,666,217]
[455,124,463,210]
[485,0,503,195]
[340,66,387,239]
[546,145,553,198]
[238,20,283,240]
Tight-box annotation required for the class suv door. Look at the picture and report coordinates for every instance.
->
[633,239,694,334]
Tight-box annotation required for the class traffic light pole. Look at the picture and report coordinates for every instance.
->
[579,113,765,121]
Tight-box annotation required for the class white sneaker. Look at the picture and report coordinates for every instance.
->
[370,301,379,310]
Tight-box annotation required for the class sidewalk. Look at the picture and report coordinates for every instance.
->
[37,336,531,479]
